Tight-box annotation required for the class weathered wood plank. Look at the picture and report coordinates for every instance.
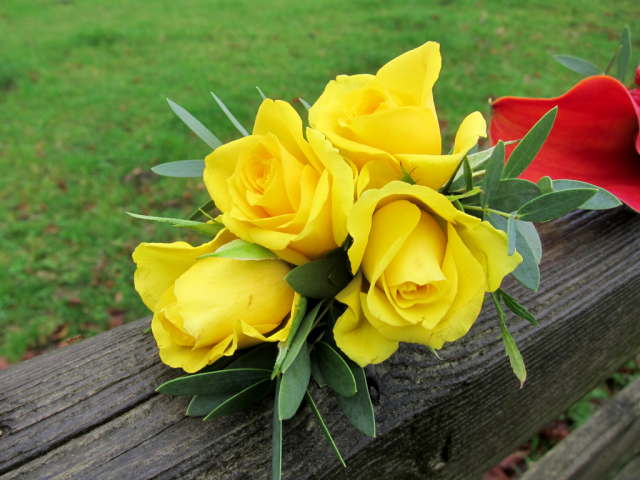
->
[1,207,640,480]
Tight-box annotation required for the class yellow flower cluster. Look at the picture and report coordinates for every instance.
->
[133,42,522,372]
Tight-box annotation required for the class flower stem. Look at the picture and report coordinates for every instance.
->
[311,299,334,331]
[464,205,513,219]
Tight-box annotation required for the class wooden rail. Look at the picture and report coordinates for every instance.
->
[2,207,640,479]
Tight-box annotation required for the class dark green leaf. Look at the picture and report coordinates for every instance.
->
[516,220,542,264]
[187,379,272,416]
[617,26,631,83]
[227,342,278,370]
[279,342,311,420]
[167,98,222,150]
[448,140,520,192]
[310,351,327,387]
[517,189,598,222]
[452,199,465,212]
[199,239,279,261]
[194,350,244,374]
[156,368,270,396]
[502,107,557,180]
[286,256,347,298]
[315,341,356,396]
[537,176,553,194]
[199,380,275,420]
[188,199,217,221]
[499,289,538,327]
[481,141,505,208]
[211,92,249,137]
[305,390,346,467]
[273,376,282,480]
[492,292,527,387]
[256,86,267,101]
[273,296,308,377]
[334,360,376,437]
[552,180,621,210]
[462,155,473,191]
[299,98,312,111]
[507,215,516,256]
[126,212,223,237]
[281,301,324,373]
[490,178,542,213]
[328,260,353,289]
[553,55,603,77]
[151,160,204,178]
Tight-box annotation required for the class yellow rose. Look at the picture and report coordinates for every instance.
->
[334,182,523,367]
[133,229,297,373]
[204,99,355,265]
[308,41,487,196]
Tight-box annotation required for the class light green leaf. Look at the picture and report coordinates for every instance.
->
[516,220,542,264]
[310,351,327,387]
[281,301,324,373]
[188,199,216,221]
[273,296,308,378]
[305,390,346,467]
[299,98,312,111]
[481,141,505,208]
[499,288,538,327]
[502,107,557,180]
[157,368,271,396]
[446,187,482,202]
[315,341,356,396]
[198,380,275,420]
[617,26,631,83]
[490,178,542,213]
[517,189,598,222]
[492,292,527,387]
[279,342,311,420]
[167,98,222,150]
[449,140,520,192]
[199,238,278,261]
[126,212,224,237]
[256,86,267,100]
[537,176,553,194]
[552,180,621,210]
[507,215,516,256]
[334,359,376,437]
[554,55,603,77]
[273,376,282,480]
[211,92,249,137]
[286,255,349,299]
[151,160,205,178]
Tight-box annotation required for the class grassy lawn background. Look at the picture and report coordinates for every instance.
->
[0,0,638,365]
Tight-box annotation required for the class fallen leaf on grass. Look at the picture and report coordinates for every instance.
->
[49,323,70,341]
[58,335,85,348]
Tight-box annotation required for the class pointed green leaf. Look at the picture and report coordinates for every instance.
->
[151,160,205,178]
[188,199,217,221]
[315,341,356,396]
[279,342,311,420]
[516,220,542,264]
[156,368,270,396]
[194,350,245,374]
[427,346,441,359]
[167,98,222,150]
[227,342,279,370]
[194,379,275,420]
[537,176,553,194]
[481,141,505,208]
[310,351,327,387]
[256,86,267,100]
[328,260,353,289]
[463,155,474,191]
[617,26,631,83]
[499,289,538,327]
[281,301,324,373]
[273,376,282,480]
[492,292,527,387]
[449,140,520,192]
[446,187,482,202]
[553,55,603,77]
[490,178,542,213]
[299,98,311,111]
[502,107,557,180]
[334,360,375,437]
[199,239,278,261]
[305,391,346,467]
[452,199,465,212]
[211,92,249,137]
[516,188,598,222]
[272,296,308,378]
[286,256,347,299]
[126,212,224,237]
[507,215,516,256]
[552,180,621,210]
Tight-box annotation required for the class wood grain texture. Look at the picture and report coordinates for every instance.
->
[1,207,640,480]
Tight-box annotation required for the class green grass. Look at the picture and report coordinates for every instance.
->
[0,0,639,362]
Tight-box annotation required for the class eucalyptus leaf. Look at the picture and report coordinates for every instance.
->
[315,341,357,396]
[310,351,327,387]
[201,379,276,420]
[492,292,527,387]
[256,86,267,100]
[463,155,474,191]
[305,391,346,467]
[516,189,598,222]
[200,239,278,261]
[299,98,312,111]
[273,296,308,377]
[537,176,553,194]
[151,160,205,178]
[188,199,217,221]
[490,178,542,213]
[499,289,538,327]
[516,220,542,264]
[167,98,222,150]
[279,342,311,420]
[211,92,249,137]
[286,255,349,299]
[507,215,516,256]
[446,187,482,202]
[552,180,621,210]
[617,26,631,84]
[334,359,376,437]
[156,368,271,396]
[273,376,282,480]
[281,301,324,373]
[502,107,557,180]
[481,140,505,208]
[126,212,224,238]
[328,260,353,289]
[187,378,273,416]
[553,55,603,77]
[227,342,279,370]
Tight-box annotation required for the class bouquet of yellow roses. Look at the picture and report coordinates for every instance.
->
[129,42,621,478]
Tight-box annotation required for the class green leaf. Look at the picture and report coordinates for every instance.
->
[328,260,353,289]
[286,255,349,299]
[463,155,474,192]
[516,220,542,264]
[299,98,312,111]
[256,86,267,100]
[188,199,217,221]
[553,55,603,77]
[126,212,224,238]
[211,92,249,137]
[143,326,151,334]
[305,390,346,467]
[499,288,538,327]
[315,341,356,396]
[537,176,553,194]
[199,238,278,261]
[156,368,271,396]
[273,296,308,377]
[481,141,505,208]
[446,187,482,202]
[273,376,282,480]
[151,160,205,178]
[334,360,376,437]
[279,342,311,420]
[617,26,631,83]
[492,292,527,387]
[490,178,542,213]
[552,180,621,210]
[517,188,598,222]
[227,342,279,370]
[452,199,465,212]
[310,351,327,387]
[167,98,222,150]
[281,301,324,373]
[507,215,516,256]
[198,380,275,420]
[502,107,557,180]
[449,140,520,192]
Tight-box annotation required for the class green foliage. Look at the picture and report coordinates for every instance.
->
[157,368,271,395]
[278,341,311,420]
[552,180,621,210]
[199,238,279,260]
[553,55,603,76]
[498,288,538,326]
[617,25,632,83]
[491,178,542,213]
[273,376,283,480]
[151,160,205,178]
[202,380,276,421]
[280,301,323,374]
[507,214,516,256]
[188,199,217,221]
[286,253,352,299]
[273,296,308,377]
[167,98,222,150]
[516,188,598,222]
[334,359,376,437]
[481,141,505,208]
[211,92,250,137]
[492,292,527,387]
[126,212,224,237]
[314,341,357,396]
[305,390,346,467]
